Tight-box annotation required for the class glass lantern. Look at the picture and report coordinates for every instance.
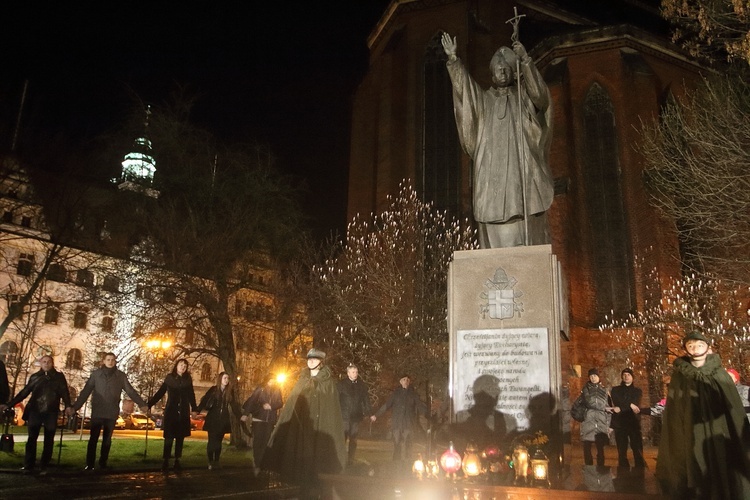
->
[512,444,529,485]
[440,442,462,478]
[462,442,482,477]
[531,449,550,488]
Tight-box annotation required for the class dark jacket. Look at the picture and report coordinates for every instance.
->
[263,365,346,483]
[198,385,241,435]
[148,372,196,439]
[656,354,750,499]
[609,382,642,430]
[374,385,429,432]
[73,366,146,419]
[338,377,371,422]
[242,384,283,424]
[0,359,9,404]
[8,368,71,419]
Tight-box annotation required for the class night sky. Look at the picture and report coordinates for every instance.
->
[1,1,390,239]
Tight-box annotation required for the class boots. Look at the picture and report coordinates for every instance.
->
[161,459,169,472]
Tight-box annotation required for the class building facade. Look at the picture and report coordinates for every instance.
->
[0,149,308,418]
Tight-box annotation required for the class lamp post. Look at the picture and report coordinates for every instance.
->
[142,337,172,457]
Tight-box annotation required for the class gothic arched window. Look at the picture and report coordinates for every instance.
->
[582,83,635,323]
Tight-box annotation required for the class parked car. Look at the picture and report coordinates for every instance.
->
[190,414,205,431]
[124,413,155,430]
[115,415,126,429]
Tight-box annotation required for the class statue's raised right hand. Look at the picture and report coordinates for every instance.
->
[441,32,457,60]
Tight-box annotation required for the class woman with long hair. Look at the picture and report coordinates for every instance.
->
[197,371,241,469]
[148,358,197,471]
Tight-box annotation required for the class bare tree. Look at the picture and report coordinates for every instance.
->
[601,257,750,402]
[661,0,750,64]
[93,97,307,438]
[308,181,477,403]
[640,75,750,285]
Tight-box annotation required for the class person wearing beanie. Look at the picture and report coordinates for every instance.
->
[371,374,429,461]
[262,348,346,497]
[656,332,750,499]
[609,368,645,469]
[573,368,611,466]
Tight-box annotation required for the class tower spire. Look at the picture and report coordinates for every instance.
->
[116,105,159,198]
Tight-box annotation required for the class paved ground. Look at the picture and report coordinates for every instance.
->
[0,438,665,499]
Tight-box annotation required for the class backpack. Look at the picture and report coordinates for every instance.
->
[571,394,586,422]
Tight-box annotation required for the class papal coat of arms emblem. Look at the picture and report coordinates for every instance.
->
[480,268,523,319]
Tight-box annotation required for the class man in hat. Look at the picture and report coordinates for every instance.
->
[338,364,372,465]
[656,331,750,498]
[262,348,346,494]
[441,32,553,248]
[371,374,429,461]
[609,368,645,469]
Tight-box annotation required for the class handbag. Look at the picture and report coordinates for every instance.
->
[571,394,586,422]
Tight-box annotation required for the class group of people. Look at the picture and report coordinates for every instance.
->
[261,348,428,497]
[574,331,750,499]
[0,346,428,488]
[574,366,645,469]
[0,352,281,474]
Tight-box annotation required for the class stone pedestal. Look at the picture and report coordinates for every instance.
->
[447,245,568,464]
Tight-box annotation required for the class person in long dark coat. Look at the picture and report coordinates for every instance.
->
[0,356,71,473]
[197,371,242,469]
[148,358,197,471]
[241,373,283,473]
[338,364,372,465]
[371,374,429,461]
[262,349,346,494]
[609,367,645,468]
[656,331,750,499]
[0,358,9,405]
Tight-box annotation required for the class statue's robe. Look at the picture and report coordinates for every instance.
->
[446,54,553,248]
